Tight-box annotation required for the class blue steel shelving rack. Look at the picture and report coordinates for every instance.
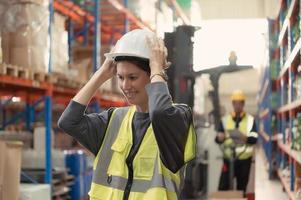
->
[259,0,301,199]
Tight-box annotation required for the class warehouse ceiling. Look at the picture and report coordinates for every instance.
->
[197,0,280,19]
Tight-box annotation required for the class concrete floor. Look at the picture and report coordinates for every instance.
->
[255,147,288,200]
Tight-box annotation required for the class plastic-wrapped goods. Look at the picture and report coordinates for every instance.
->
[0,3,6,32]
[1,2,50,72]
[51,13,69,74]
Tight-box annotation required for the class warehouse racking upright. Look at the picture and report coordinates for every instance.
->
[258,0,301,198]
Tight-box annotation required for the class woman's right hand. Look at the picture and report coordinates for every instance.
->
[98,57,116,81]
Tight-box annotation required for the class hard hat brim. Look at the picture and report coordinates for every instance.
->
[104,52,149,60]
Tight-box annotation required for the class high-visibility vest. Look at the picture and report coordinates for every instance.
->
[221,113,258,160]
[89,106,196,200]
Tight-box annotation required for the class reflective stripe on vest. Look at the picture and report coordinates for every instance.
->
[89,106,196,199]
[222,114,257,160]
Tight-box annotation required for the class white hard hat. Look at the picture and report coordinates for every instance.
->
[105,29,156,60]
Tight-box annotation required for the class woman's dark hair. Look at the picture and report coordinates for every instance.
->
[115,56,150,74]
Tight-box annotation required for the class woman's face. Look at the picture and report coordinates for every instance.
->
[116,61,150,110]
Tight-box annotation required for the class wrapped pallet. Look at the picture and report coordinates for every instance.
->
[1,1,49,72]
[0,140,23,200]
[51,13,69,74]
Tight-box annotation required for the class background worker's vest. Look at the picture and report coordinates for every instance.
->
[222,113,257,160]
[89,106,196,200]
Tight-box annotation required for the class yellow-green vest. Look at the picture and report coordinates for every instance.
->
[222,113,257,160]
[89,106,196,200]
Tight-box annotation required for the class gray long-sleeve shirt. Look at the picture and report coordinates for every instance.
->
[58,82,192,172]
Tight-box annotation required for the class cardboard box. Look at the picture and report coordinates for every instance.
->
[54,132,74,149]
[16,0,49,6]
[0,140,23,200]
[1,31,10,64]
[53,12,66,29]
[70,58,92,83]
[0,141,5,199]
[10,26,48,47]
[33,126,54,152]
[0,131,32,148]
[0,0,48,6]
[209,191,246,200]
[21,149,66,170]
[10,46,48,71]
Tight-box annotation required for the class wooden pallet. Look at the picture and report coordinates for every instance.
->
[0,63,30,79]
[29,70,53,83]
[53,73,82,88]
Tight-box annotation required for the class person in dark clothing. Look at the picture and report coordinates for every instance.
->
[58,29,196,200]
[215,90,257,195]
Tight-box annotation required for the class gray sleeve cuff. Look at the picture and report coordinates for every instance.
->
[145,82,173,112]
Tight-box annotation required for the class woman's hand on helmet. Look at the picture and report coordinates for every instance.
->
[147,36,169,73]
[99,48,117,81]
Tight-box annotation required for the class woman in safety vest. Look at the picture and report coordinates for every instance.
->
[58,29,196,200]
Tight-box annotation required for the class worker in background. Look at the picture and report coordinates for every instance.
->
[58,29,196,200]
[215,90,258,195]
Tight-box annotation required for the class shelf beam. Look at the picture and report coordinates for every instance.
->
[278,0,297,46]
[167,0,190,25]
[258,130,270,142]
[279,32,301,78]
[278,98,301,113]
[278,142,301,165]
[0,75,50,91]
[54,0,111,33]
[259,130,278,142]
[259,108,270,119]
[107,0,153,31]
[258,79,269,105]
[277,169,296,200]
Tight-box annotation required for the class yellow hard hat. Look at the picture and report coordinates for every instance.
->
[231,90,246,101]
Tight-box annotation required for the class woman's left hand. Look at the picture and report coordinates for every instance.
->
[147,36,169,74]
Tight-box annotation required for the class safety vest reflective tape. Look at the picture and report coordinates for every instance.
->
[89,106,196,200]
[222,113,257,160]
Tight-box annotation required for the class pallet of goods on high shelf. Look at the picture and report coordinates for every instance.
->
[0,63,30,79]
[0,62,54,83]
[0,2,69,77]
[52,72,83,89]
[29,69,53,83]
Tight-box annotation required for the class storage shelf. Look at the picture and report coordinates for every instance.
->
[259,130,270,142]
[258,79,269,104]
[277,169,296,200]
[258,130,277,142]
[259,108,270,119]
[0,75,51,91]
[278,142,301,164]
[278,19,289,45]
[0,75,126,107]
[278,98,301,113]
[279,38,301,78]
[278,0,297,45]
